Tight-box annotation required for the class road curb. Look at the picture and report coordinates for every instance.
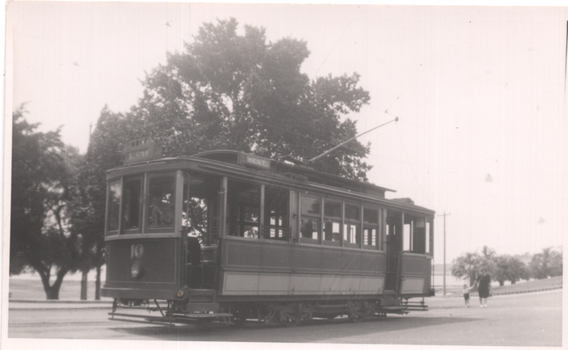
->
[438,285,563,298]
[9,299,111,304]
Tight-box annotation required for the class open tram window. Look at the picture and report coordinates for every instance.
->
[323,199,341,246]
[182,173,221,245]
[227,180,260,239]
[122,176,143,233]
[343,203,361,247]
[425,218,433,255]
[403,214,426,254]
[106,179,121,235]
[264,186,290,240]
[363,207,380,250]
[146,173,176,231]
[300,194,321,244]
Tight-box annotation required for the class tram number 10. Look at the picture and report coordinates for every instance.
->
[131,243,144,259]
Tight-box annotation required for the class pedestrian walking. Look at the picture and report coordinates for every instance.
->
[477,269,492,308]
[462,284,472,307]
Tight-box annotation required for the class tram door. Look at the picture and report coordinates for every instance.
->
[385,211,402,291]
[182,173,221,289]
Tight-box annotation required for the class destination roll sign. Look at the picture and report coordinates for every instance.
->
[238,153,271,170]
[124,138,163,165]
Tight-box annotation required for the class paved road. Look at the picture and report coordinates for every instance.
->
[5,290,562,347]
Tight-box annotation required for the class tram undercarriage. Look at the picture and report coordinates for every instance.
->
[108,294,428,327]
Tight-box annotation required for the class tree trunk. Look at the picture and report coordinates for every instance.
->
[45,266,69,300]
[80,270,88,300]
[499,280,504,286]
[45,287,60,300]
[95,265,101,300]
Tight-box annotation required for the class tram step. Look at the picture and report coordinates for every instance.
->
[186,302,219,312]
[380,306,407,311]
[181,312,232,319]
[189,288,216,295]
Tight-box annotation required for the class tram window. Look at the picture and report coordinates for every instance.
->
[323,200,341,243]
[403,215,426,253]
[413,218,426,254]
[301,218,319,241]
[343,203,361,247]
[264,186,289,240]
[107,180,121,234]
[343,223,360,245]
[146,174,176,230]
[301,195,321,216]
[363,207,379,248]
[182,174,221,244]
[227,180,260,239]
[403,223,412,251]
[300,194,321,243]
[425,221,431,254]
[363,228,377,246]
[122,177,142,232]
[324,220,341,243]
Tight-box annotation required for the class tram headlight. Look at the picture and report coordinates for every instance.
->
[131,261,142,278]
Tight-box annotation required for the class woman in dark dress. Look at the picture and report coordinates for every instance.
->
[477,270,491,308]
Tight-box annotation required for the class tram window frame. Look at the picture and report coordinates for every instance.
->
[343,202,361,248]
[121,175,144,234]
[363,206,380,250]
[300,194,321,244]
[263,185,290,241]
[226,179,261,239]
[403,214,427,254]
[106,179,122,236]
[425,218,433,255]
[182,172,222,245]
[145,172,177,233]
[323,199,342,246]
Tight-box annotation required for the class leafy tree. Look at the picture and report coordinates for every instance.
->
[478,245,498,274]
[451,246,499,285]
[451,252,481,285]
[127,17,372,179]
[529,247,563,279]
[10,106,82,299]
[494,255,529,286]
[68,106,129,299]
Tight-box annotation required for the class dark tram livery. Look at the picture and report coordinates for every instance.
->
[102,139,435,326]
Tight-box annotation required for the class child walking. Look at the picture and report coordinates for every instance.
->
[462,284,472,307]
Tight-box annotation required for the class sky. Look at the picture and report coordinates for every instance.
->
[4,1,567,267]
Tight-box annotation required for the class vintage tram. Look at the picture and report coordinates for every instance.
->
[102,139,435,326]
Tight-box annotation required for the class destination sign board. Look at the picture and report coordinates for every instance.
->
[239,154,271,170]
[124,138,162,165]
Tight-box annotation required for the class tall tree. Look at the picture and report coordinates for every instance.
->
[68,106,129,299]
[494,255,529,286]
[529,247,563,279]
[10,106,81,299]
[451,252,481,285]
[127,17,372,179]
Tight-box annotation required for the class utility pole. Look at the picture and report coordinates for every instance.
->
[438,212,450,296]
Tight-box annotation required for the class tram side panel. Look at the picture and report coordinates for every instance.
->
[218,237,387,296]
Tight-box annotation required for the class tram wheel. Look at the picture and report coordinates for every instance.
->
[231,305,251,327]
[347,301,368,323]
[279,310,301,327]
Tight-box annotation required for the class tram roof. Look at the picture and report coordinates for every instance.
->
[191,150,394,197]
[111,148,434,214]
